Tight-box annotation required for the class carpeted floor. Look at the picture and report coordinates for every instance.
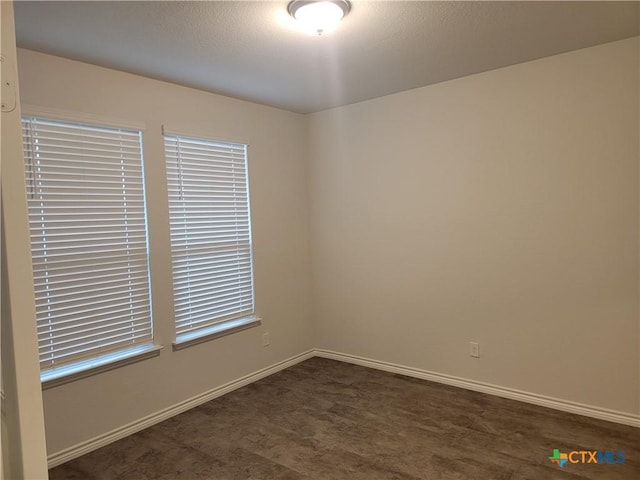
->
[49,357,639,479]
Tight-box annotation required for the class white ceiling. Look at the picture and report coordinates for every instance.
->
[14,1,640,114]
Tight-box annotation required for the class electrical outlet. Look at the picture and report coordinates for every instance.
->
[262,332,270,347]
[470,342,480,358]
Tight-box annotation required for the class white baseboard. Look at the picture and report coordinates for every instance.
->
[49,347,639,468]
[47,350,315,468]
[314,349,640,428]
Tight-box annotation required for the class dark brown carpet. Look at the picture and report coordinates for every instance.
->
[49,357,639,479]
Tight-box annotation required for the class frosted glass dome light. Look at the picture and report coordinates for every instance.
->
[288,1,351,35]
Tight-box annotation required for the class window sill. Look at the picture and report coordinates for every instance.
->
[41,343,163,389]
[173,315,261,351]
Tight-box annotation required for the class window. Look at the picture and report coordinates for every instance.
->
[164,132,257,346]
[22,115,156,383]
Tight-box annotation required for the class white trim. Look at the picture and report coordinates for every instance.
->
[21,104,146,132]
[42,344,163,389]
[314,349,640,428]
[173,317,261,350]
[47,350,315,468]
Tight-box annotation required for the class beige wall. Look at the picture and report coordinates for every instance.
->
[17,49,314,455]
[308,37,639,415]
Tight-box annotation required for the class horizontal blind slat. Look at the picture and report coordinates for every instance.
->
[175,307,253,333]
[39,330,152,364]
[173,281,253,303]
[173,294,253,317]
[38,319,151,344]
[35,291,151,318]
[172,268,253,289]
[33,259,149,278]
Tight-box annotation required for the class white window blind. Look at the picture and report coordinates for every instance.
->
[22,116,154,376]
[164,133,255,343]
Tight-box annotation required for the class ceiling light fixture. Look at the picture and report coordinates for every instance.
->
[288,0,351,36]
